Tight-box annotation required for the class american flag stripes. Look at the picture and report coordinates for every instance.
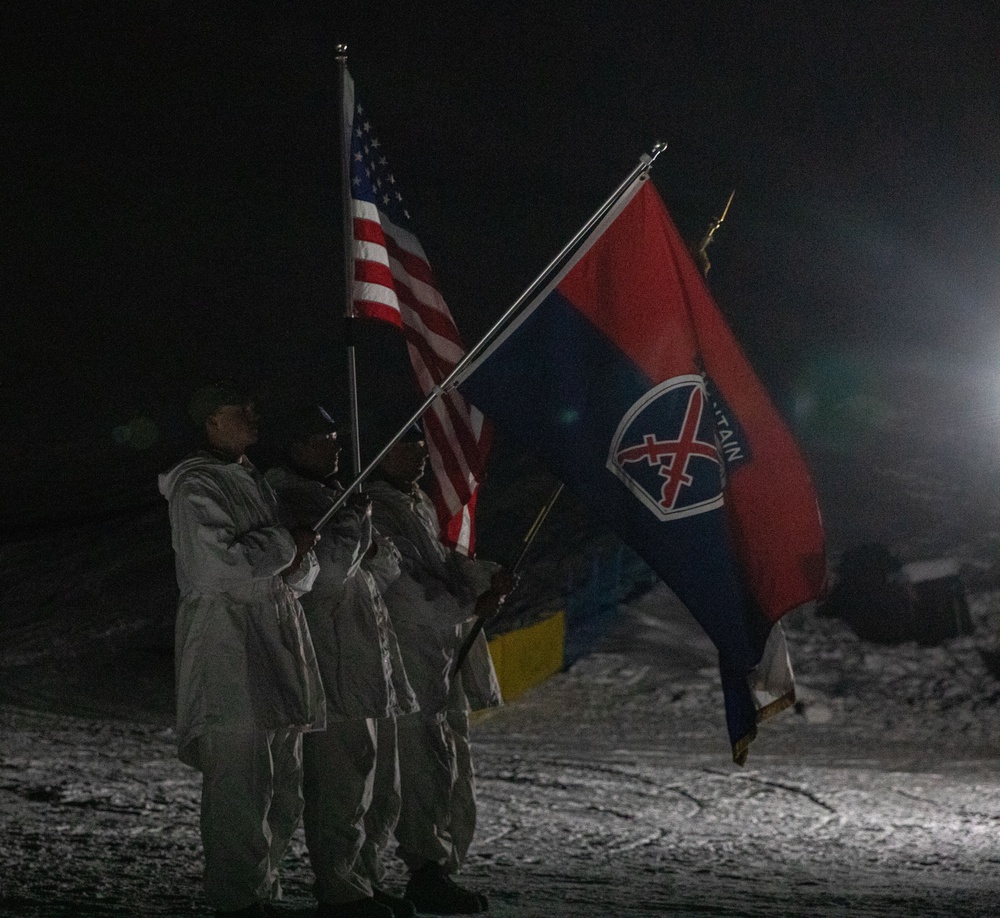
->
[343,70,489,554]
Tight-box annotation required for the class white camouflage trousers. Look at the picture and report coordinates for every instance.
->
[395,710,477,873]
[303,717,401,903]
[197,727,303,911]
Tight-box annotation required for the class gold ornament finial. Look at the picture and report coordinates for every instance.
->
[693,189,735,277]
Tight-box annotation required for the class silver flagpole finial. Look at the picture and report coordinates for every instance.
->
[649,141,668,163]
[336,43,348,59]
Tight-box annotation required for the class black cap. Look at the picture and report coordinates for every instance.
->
[274,401,337,448]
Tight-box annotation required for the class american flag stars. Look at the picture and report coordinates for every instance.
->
[353,106,409,220]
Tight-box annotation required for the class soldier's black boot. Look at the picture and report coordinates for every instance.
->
[404,863,488,915]
[317,897,393,918]
[372,886,417,917]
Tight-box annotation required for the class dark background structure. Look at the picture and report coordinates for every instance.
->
[3,1,1000,561]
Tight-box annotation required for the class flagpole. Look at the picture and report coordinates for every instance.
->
[337,43,363,480]
[312,143,667,533]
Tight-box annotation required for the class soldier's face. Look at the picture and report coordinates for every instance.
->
[207,402,259,453]
[382,439,427,487]
[290,431,340,477]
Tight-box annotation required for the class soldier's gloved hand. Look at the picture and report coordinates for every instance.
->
[286,527,320,573]
[474,588,505,619]
[490,568,517,600]
[348,492,373,517]
[292,527,321,555]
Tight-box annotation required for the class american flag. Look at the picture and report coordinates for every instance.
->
[343,69,489,554]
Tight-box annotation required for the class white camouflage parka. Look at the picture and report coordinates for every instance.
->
[159,452,327,767]
[264,466,419,720]
[366,479,502,720]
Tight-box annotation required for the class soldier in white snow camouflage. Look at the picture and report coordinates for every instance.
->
[159,382,325,918]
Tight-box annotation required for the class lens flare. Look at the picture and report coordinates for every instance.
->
[113,414,160,450]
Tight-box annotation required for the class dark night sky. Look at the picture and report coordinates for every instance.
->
[2,2,999,540]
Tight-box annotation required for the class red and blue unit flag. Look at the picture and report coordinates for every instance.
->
[458,174,826,762]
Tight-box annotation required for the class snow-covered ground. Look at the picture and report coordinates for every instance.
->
[3,577,1000,916]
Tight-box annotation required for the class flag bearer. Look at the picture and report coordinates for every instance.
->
[266,402,419,918]
[367,434,511,916]
[159,382,326,918]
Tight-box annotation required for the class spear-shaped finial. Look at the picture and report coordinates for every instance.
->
[649,140,669,162]
[693,189,735,277]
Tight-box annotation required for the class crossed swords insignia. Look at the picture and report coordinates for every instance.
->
[614,385,720,511]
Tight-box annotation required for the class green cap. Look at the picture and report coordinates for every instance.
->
[188,381,247,428]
